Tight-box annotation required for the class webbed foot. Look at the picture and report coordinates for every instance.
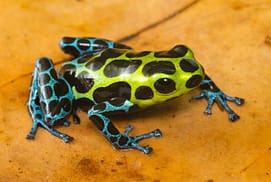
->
[191,90,244,121]
[113,125,162,154]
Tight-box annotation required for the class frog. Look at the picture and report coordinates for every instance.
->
[26,37,244,154]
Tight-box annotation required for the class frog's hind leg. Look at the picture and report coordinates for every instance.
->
[59,37,132,57]
[26,57,73,143]
[88,98,162,154]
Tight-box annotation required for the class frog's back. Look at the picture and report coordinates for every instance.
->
[59,46,204,110]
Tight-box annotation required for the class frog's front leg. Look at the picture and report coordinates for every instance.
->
[192,74,244,121]
[27,57,74,142]
[88,98,162,154]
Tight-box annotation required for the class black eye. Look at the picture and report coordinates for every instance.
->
[154,78,176,94]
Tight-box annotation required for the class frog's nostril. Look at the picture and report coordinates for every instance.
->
[186,75,202,88]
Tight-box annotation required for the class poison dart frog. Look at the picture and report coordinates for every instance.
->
[26,37,244,154]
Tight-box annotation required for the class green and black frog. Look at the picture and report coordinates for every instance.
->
[26,37,244,154]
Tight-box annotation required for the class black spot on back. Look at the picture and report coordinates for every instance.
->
[86,56,106,71]
[180,59,199,72]
[93,82,131,103]
[142,61,176,76]
[104,59,142,77]
[154,45,188,58]
[100,48,125,59]
[75,71,94,93]
[77,53,93,64]
[60,64,94,94]
[154,78,176,94]
[60,64,77,86]
[135,86,154,100]
[186,75,202,88]
[85,48,128,71]
[126,51,150,58]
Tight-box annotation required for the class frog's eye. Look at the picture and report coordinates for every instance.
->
[154,78,176,94]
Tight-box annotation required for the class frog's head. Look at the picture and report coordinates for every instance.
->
[136,45,204,107]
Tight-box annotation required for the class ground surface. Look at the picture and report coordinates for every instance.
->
[0,0,271,181]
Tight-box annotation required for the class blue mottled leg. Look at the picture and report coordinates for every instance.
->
[26,58,73,142]
[59,37,132,57]
[88,98,162,154]
[192,75,245,121]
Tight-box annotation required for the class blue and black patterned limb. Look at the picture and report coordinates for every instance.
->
[192,74,245,121]
[88,98,162,154]
[59,37,132,57]
[26,57,74,142]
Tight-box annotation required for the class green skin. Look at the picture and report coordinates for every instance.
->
[63,47,204,108]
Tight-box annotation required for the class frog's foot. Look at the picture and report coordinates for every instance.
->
[26,118,74,143]
[88,98,162,154]
[192,90,244,121]
[112,125,162,154]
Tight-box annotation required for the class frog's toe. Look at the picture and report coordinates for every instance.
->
[204,107,212,115]
[112,127,162,154]
[229,112,240,122]
[143,146,153,155]
[62,135,74,143]
[235,97,245,105]
[26,133,35,140]
[129,142,153,154]
[153,129,162,137]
